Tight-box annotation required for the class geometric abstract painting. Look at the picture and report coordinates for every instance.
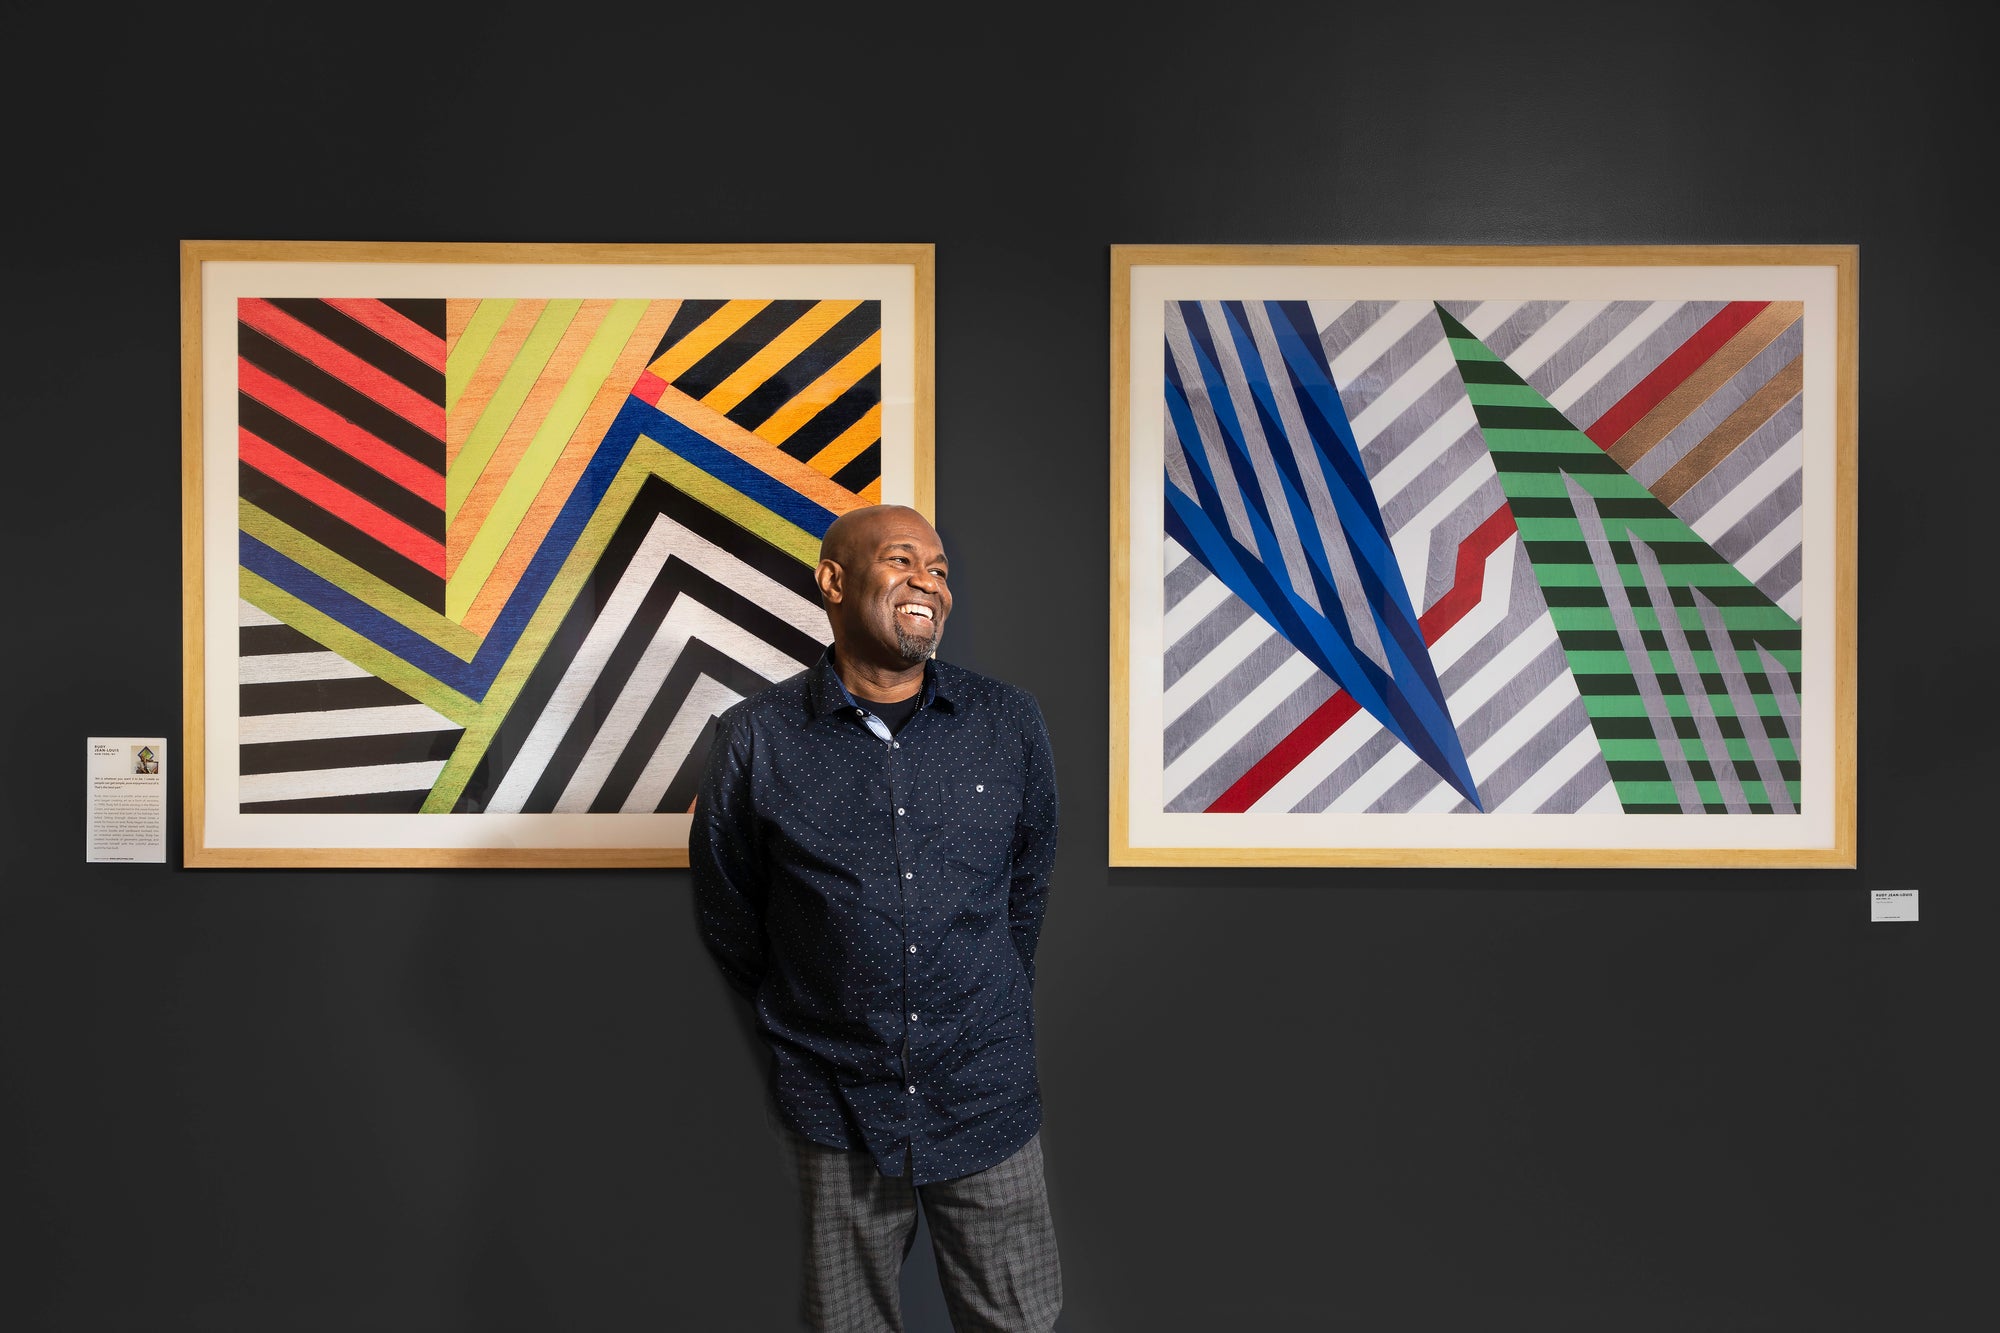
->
[1114,246,1855,867]
[185,242,932,866]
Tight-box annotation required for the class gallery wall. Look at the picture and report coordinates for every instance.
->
[2,5,1986,1330]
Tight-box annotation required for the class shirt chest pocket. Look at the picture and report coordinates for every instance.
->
[933,779,1020,875]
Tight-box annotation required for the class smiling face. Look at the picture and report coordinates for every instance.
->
[816,505,951,688]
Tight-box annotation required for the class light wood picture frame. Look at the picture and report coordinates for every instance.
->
[183,240,934,867]
[1111,245,1856,867]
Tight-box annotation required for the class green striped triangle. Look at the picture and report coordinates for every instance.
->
[1435,305,1802,813]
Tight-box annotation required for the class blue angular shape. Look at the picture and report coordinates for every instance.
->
[1164,300,1481,808]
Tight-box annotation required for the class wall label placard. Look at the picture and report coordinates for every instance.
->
[1869,889,1917,923]
[87,737,167,863]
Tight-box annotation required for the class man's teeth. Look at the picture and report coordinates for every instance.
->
[899,605,933,620]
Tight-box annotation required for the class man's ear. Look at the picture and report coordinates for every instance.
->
[815,559,842,605]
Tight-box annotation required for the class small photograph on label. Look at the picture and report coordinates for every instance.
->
[133,745,160,775]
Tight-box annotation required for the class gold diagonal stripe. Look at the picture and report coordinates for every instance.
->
[459,299,682,638]
[1608,302,1804,470]
[445,298,477,365]
[449,300,582,522]
[449,300,651,622]
[1652,356,1805,506]
[450,300,612,577]
[447,300,543,469]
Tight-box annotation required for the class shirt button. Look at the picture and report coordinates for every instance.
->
[910,1013,919,1022]
[897,807,905,816]
[907,1085,917,1094]
[905,871,913,879]
[908,944,917,954]
[976,783,985,792]
[892,742,900,749]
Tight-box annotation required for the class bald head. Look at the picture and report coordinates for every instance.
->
[814,504,952,690]
[819,505,935,573]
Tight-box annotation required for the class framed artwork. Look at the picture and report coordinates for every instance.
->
[183,240,933,867]
[1111,245,1856,867]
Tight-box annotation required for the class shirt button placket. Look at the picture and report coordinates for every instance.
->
[889,723,917,1115]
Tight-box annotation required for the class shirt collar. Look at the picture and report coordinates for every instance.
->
[807,645,956,719]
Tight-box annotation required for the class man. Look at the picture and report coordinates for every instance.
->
[691,504,1062,1332]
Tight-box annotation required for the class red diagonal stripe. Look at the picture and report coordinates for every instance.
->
[238,358,444,506]
[1204,692,1363,813]
[239,427,445,575]
[324,298,446,371]
[238,298,444,437]
[1583,300,1769,450]
[1204,504,1518,813]
[632,369,668,405]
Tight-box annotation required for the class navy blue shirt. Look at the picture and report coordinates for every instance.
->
[690,649,1060,1184]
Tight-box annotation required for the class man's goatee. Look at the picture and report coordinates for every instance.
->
[893,623,939,665]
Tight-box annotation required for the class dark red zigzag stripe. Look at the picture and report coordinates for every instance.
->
[1203,504,1518,814]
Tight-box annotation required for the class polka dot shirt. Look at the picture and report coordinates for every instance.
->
[690,649,1060,1185]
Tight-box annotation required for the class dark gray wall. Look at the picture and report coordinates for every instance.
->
[3,5,1986,1330]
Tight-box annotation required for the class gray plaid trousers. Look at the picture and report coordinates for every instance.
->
[773,1116,1062,1333]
